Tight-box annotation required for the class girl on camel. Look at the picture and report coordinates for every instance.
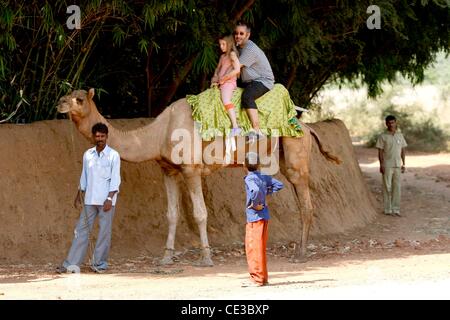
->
[211,34,242,137]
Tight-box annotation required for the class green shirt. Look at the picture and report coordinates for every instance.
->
[376,131,407,168]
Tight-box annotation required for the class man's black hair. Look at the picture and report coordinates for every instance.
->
[385,115,396,122]
[92,122,108,135]
[236,20,251,32]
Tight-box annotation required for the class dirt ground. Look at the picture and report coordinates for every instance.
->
[1,146,449,300]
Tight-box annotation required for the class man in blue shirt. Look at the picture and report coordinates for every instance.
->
[242,152,284,287]
[57,122,121,273]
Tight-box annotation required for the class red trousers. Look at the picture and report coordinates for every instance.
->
[245,219,269,284]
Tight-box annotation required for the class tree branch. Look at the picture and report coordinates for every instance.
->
[0,99,23,124]
[286,65,298,89]
[232,0,256,23]
[305,70,332,107]
[157,53,198,114]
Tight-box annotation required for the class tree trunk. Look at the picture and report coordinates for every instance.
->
[305,70,331,106]
[232,0,256,23]
[200,73,209,92]
[286,65,298,89]
[146,46,154,117]
[157,53,198,113]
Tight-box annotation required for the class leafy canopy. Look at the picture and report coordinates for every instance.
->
[0,0,448,121]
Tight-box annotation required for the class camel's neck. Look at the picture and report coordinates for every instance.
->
[75,105,167,162]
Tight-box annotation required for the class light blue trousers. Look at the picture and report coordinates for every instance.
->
[63,205,115,270]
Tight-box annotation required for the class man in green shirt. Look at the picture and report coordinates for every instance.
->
[376,115,407,216]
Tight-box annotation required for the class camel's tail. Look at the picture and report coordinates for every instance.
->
[305,124,342,165]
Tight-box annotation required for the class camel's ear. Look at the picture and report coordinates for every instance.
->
[88,88,95,100]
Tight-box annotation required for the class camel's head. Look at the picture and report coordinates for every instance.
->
[57,88,96,122]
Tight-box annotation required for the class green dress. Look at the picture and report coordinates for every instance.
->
[186,84,304,141]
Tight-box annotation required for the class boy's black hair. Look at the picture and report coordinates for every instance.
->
[245,152,259,172]
[92,122,108,135]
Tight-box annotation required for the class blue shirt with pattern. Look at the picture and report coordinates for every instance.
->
[244,171,284,223]
[238,40,275,90]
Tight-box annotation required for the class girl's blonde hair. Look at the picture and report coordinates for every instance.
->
[220,35,239,58]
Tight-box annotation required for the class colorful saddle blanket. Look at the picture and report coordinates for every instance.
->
[186,83,304,141]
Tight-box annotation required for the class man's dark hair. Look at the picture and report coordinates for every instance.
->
[385,115,396,122]
[92,122,108,135]
[245,152,259,172]
[236,20,251,32]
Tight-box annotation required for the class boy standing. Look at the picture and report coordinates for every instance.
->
[242,152,284,287]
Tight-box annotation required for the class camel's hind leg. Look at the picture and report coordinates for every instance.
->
[160,173,182,265]
[292,178,313,261]
[281,136,313,262]
[182,167,214,267]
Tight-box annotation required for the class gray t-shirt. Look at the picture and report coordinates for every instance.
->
[238,40,274,90]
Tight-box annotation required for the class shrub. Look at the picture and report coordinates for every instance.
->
[366,105,449,152]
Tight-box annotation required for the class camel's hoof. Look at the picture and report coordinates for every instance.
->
[159,256,175,266]
[193,257,214,267]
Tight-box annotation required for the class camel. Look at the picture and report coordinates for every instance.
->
[57,88,340,266]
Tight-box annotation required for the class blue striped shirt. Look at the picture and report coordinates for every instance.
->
[238,40,275,90]
[80,145,121,205]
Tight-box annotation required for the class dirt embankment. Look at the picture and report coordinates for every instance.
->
[0,118,376,263]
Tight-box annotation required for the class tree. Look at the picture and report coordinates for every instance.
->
[253,0,449,107]
[0,0,134,121]
[0,0,448,121]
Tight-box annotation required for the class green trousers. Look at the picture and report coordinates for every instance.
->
[382,167,402,214]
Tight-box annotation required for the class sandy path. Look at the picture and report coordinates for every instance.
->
[1,147,449,300]
[1,249,449,300]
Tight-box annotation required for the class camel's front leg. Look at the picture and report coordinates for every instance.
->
[160,173,181,265]
[183,170,213,267]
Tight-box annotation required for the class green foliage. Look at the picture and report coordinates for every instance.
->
[308,51,450,153]
[0,0,137,122]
